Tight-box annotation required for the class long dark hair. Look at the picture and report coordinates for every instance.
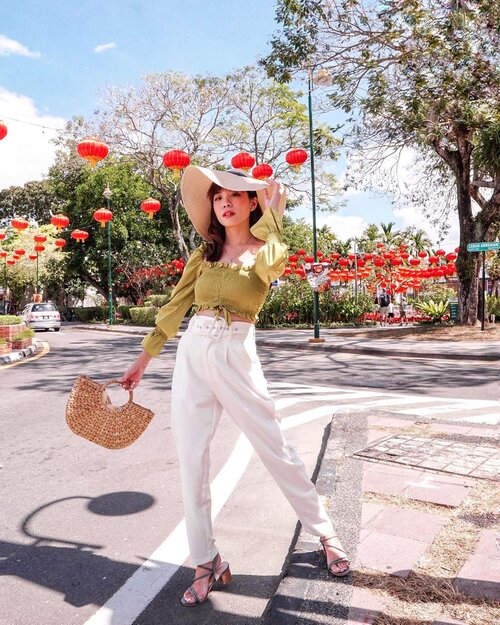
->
[204,183,263,262]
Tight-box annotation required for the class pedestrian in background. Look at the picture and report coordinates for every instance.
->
[399,295,408,325]
[120,166,350,608]
[375,288,390,326]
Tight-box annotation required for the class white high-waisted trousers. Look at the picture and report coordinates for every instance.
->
[171,315,334,565]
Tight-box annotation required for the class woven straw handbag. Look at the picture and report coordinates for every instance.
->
[66,376,154,450]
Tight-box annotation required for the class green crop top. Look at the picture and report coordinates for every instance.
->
[141,207,288,356]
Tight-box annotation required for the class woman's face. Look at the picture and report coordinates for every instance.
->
[212,188,257,229]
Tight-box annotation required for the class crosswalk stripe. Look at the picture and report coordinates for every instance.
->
[269,382,499,426]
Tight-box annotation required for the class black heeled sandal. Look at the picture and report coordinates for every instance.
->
[320,536,351,578]
[180,554,232,607]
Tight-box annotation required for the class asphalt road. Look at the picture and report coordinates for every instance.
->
[0,327,498,625]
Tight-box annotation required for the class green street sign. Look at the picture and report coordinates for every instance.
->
[467,241,500,252]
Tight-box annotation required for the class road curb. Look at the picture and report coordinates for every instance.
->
[0,339,44,365]
[255,339,500,362]
[263,411,366,625]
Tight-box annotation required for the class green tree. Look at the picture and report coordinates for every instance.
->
[0,180,58,227]
[46,153,182,304]
[263,0,500,324]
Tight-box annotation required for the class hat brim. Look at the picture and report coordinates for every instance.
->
[180,165,285,239]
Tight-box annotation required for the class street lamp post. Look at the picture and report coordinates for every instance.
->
[103,184,114,325]
[307,69,322,342]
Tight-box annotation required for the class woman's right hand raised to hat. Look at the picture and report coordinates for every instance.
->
[263,178,286,216]
[119,350,152,390]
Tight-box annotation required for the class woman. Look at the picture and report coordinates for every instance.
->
[120,166,350,607]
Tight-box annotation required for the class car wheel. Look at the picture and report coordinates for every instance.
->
[54,328,61,332]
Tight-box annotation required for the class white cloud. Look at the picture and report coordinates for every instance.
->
[0,87,66,188]
[94,42,117,54]
[316,214,369,242]
[0,34,41,58]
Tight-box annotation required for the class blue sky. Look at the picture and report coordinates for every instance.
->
[0,0,459,248]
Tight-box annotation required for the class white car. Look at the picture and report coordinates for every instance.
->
[22,302,61,331]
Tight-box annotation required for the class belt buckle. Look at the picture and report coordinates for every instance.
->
[210,320,225,338]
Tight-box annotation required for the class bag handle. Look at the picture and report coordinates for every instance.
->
[101,379,134,408]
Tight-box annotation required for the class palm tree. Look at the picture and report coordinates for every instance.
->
[379,221,401,247]
[407,228,433,256]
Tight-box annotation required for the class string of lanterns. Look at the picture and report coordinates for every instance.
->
[1,131,459,298]
[282,244,459,294]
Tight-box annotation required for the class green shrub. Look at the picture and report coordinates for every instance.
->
[146,292,173,308]
[258,277,374,326]
[117,305,132,321]
[414,299,449,321]
[12,328,36,340]
[72,307,109,323]
[129,306,158,326]
[0,337,6,345]
[0,315,23,325]
[486,295,500,317]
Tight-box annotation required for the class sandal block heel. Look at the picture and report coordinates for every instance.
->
[219,565,232,586]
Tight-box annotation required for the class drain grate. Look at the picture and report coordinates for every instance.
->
[353,434,499,480]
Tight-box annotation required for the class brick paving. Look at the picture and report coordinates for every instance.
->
[353,433,500,479]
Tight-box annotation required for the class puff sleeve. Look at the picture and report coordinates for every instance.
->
[250,208,288,284]
[141,244,205,356]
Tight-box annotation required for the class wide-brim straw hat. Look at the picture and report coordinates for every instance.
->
[180,165,286,239]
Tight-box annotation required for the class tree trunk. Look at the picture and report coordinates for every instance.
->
[455,182,480,325]
[168,196,190,261]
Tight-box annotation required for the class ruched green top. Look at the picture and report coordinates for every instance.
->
[141,208,288,356]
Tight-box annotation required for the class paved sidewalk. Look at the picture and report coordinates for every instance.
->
[67,322,500,362]
[265,411,499,625]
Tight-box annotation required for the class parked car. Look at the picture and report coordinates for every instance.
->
[21,302,61,331]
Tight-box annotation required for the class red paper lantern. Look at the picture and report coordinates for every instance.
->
[409,258,420,266]
[71,229,89,243]
[376,242,384,249]
[55,238,67,250]
[11,217,29,231]
[296,249,306,256]
[285,148,308,172]
[231,152,255,171]
[0,251,7,258]
[29,254,37,261]
[373,257,385,267]
[289,254,299,263]
[400,252,410,260]
[163,149,190,178]
[304,255,314,263]
[0,232,5,241]
[418,250,427,258]
[445,252,457,262]
[7,259,15,265]
[13,254,20,260]
[77,137,109,168]
[93,207,113,228]
[252,163,273,180]
[140,198,161,219]
[331,252,341,260]
[51,214,70,231]
[436,249,446,256]
[34,234,47,243]
[14,249,25,256]
[0,121,7,141]
[338,258,349,267]
[391,257,403,266]
[34,244,45,253]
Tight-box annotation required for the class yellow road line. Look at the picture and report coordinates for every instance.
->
[0,341,50,370]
